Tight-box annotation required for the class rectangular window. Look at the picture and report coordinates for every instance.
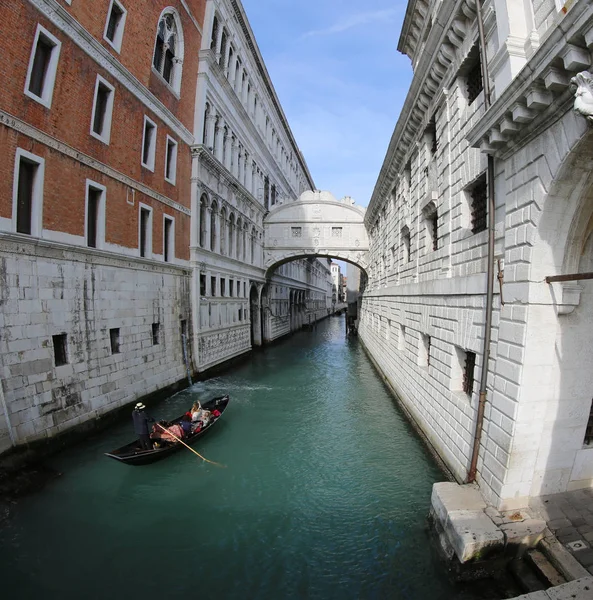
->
[139,205,152,258]
[584,400,593,446]
[13,150,44,237]
[90,76,115,144]
[211,276,216,296]
[466,53,483,105]
[52,333,68,366]
[221,278,226,297]
[110,328,120,354]
[24,25,61,108]
[152,323,160,345]
[463,351,476,396]
[291,227,302,238]
[16,160,36,235]
[86,182,106,249]
[200,273,206,296]
[104,0,127,53]
[229,280,234,297]
[243,282,246,297]
[141,116,157,170]
[238,308,242,322]
[402,229,411,263]
[163,216,174,262]
[425,210,438,252]
[470,175,487,235]
[165,136,178,184]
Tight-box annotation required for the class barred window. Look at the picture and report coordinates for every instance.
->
[463,351,476,396]
[291,227,302,238]
[467,55,483,105]
[332,227,343,238]
[470,175,487,234]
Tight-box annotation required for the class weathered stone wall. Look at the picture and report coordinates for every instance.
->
[532,0,559,40]
[0,236,192,454]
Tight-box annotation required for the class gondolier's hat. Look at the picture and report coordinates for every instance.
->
[135,402,146,410]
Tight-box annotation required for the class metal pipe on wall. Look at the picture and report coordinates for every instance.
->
[467,0,496,484]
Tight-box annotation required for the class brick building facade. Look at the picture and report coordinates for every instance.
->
[0,0,206,453]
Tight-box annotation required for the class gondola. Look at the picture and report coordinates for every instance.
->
[104,395,230,466]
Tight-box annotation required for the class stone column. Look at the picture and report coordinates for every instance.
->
[215,120,225,162]
[237,146,244,182]
[224,132,232,171]
[231,139,239,177]
[205,207,212,251]
[229,55,237,85]
[234,64,243,96]
[215,27,223,60]
[213,209,221,254]
[246,159,253,193]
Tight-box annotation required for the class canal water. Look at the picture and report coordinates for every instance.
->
[0,316,509,599]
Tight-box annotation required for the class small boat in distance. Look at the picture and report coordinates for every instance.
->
[105,395,230,466]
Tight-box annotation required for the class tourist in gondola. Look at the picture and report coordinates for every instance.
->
[132,402,154,450]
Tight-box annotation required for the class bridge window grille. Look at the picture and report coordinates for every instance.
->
[332,227,342,238]
[584,401,593,446]
[291,227,302,238]
[466,54,483,105]
[470,175,487,234]
[463,351,476,396]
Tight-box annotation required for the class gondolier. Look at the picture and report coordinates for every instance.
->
[132,403,154,450]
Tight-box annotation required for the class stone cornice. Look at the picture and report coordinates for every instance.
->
[28,0,194,145]
[0,232,191,275]
[228,0,316,190]
[367,0,477,227]
[466,2,593,157]
[0,108,191,216]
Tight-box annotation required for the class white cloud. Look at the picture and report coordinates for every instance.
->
[303,9,398,38]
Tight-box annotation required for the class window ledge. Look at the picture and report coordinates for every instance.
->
[150,66,180,99]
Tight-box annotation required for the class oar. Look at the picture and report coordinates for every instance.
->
[155,423,226,468]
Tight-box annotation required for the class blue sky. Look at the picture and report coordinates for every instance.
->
[241,0,413,208]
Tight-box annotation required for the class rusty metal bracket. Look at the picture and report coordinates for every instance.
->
[497,259,504,306]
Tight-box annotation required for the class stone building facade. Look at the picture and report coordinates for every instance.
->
[0,0,206,454]
[190,0,331,372]
[360,0,593,509]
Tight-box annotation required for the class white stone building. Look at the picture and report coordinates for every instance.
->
[190,0,332,372]
[360,0,593,509]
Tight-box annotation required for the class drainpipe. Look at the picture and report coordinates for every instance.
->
[467,0,496,484]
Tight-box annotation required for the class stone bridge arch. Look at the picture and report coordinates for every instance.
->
[263,191,369,275]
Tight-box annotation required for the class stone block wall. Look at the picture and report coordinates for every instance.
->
[0,236,192,453]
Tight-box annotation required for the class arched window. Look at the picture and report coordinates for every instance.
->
[219,28,228,68]
[203,103,210,146]
[236,218,242,261]
[210,16,219,51]
[153,11,183,92]
[210,201,218,252]
[243,224,248,262]
[199,194,208,248]
[228,213,235,257]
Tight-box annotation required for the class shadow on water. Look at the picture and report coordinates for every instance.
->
[0,316,517,599]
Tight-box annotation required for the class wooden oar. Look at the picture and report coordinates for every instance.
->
[155,423,226,468]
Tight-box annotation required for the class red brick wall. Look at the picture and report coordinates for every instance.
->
[0,0,206,261]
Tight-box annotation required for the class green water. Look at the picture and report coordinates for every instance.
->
[0,316,504,599]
